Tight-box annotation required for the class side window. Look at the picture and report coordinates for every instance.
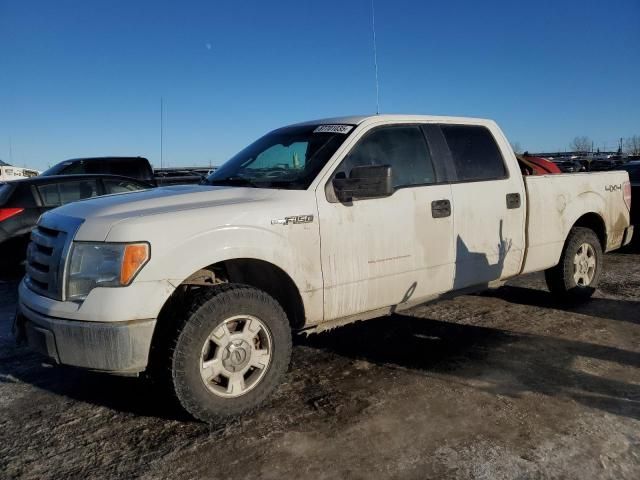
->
[37,184,62,206]
[103,178,148,194]
[58,180,98,204]
[338,126,435,188]
[440,125,507,181]
[38,180,99,206]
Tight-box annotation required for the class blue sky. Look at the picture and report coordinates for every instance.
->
[1,0,638,170]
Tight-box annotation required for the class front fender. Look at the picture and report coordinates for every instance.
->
[134,224,323,322]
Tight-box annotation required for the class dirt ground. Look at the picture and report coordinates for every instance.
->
[1,249,639,480]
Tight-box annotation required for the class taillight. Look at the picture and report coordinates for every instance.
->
[623,181,632,211]
[0,208,24,222]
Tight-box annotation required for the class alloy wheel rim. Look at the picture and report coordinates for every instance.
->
[199,314,272,398]
[573,243,596,286]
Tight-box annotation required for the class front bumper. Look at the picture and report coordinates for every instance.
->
[16,300,156,375]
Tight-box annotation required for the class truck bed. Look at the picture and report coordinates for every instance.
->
[521,170,631,275]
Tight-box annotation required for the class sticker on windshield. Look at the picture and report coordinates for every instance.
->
[313,124,353,134]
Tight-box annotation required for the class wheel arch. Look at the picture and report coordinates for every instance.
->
[215,258,306,329]
[158,257,307,330]
[569,212,607,250]
[147,256,307,378]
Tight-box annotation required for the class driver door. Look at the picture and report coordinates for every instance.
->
[316,124,455,321]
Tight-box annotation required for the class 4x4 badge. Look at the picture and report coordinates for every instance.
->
[271,215,314,225]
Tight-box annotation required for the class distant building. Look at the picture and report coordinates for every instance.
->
[0,159,40,181]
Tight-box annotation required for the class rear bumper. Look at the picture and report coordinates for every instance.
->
[16,302,156,374]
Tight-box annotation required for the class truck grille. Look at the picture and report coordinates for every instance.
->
[25,226,68,300]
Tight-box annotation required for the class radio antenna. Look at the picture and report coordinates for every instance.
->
[371,0,380,114]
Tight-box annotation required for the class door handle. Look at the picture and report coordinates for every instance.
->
[506,193,521,209]
[431,199,451,218]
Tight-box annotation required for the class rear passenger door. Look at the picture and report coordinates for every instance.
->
[430,124,526,288]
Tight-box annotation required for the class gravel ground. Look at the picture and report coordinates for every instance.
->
[1,250,639,480]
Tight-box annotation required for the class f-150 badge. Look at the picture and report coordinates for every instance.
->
[271,215,314,225]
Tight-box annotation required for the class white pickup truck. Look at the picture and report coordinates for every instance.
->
[15,115,633,422]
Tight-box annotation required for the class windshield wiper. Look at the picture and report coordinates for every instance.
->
[207,176,259,188]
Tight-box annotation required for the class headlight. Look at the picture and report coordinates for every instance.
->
[66,242,150,301]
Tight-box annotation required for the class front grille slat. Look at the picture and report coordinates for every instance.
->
[30,229,58,249]
[25,225,68,300]
[30,250,52,269]
[25,264,50,283]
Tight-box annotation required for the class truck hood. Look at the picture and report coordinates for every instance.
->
[42,185,276,241]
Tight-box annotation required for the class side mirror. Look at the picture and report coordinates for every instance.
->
[332,165,393,202]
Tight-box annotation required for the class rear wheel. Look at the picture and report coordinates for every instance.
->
[170,284,292,423]
[544,227,603,301]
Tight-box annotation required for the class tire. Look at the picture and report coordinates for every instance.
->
[0,235,28,275]
[544,227,603,301]
[169,284,292,423]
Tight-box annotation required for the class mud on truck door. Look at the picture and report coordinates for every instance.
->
[317,124,456,321]
[430,124,526,288]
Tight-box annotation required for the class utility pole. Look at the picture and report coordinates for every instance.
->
[160,97,164,169]
[371,0,380,115]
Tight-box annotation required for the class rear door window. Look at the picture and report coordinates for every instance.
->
[440,125,507,182]
[37,184,62,206]
[38,179,99,206]
[103,178,149,194]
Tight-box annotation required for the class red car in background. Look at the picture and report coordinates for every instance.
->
[517,154,562,175]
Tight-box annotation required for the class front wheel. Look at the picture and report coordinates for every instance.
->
[544,227,603,301]
[170,284,292,423]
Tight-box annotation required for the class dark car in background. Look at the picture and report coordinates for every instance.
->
[42,156,206,186]
[619,161,640,230]
[553,159,585,173]
[41,157,155,184]
[589,156,626,171]
[153,167,206,185]
[0,174,151,268]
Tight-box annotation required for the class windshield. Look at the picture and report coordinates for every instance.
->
[205,124,355,189]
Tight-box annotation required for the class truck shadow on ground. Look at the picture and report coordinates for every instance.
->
[1,285,639,423]
[302,305,640,421]
[482,285,640,325]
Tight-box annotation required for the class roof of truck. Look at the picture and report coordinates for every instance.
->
[287,114,493,128]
